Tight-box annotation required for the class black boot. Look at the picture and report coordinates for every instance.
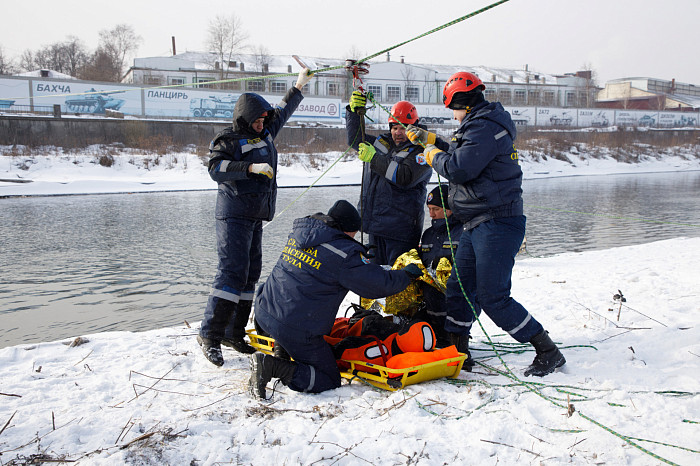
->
[197,335,224,367]
[524,330,566,377]
[221,300,255,354]
[449,333,474,371]
[273,343,291,361]
[248,353,297,400]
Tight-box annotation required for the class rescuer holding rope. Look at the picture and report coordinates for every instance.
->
[406,72,566,376]
[345,93,432,265]
[197,68,315,367]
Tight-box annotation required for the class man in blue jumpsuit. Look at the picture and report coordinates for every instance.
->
[198,68,315,367]
[249,200,423,399]
[406,72,566,377]
[345,95,432,265]
[417,184,464,351]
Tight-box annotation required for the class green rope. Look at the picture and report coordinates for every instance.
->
[621,437,700,454]
[356,0,513,65]
[22,0,514,102]
[262,144,354,229]
[365,69,686,466]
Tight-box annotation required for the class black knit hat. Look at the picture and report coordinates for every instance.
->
[328,200,361,232]
[426,185,449,208]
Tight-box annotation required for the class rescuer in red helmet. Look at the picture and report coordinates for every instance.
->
[404,71,566,377]
[345,92,432,265]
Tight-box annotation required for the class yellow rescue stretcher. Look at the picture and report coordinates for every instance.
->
[246,330,467,391]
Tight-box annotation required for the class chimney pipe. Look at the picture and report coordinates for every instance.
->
[386,52,390,62]
[172,36,176,56]
[400,56,404,64]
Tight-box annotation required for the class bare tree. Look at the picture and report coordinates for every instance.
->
[98,24,143,81]
[19,49,35,72]
[206,14,248,81]
[252,45,271,73]
[401,65,416,102]
[62,36,89,77]
[579,62,598,108]
[0,46,17,75]
[79,49,121,82]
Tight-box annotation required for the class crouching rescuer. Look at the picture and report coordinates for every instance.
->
[406,71,566,376]
[249,200,424,399]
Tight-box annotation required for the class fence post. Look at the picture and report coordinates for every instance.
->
[53,104,62,119]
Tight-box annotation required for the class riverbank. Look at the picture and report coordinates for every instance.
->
[0,237,698,465]
[1,141,699,197]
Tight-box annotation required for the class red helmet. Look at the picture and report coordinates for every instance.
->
[442,72,485,108]
[388,101,418,125]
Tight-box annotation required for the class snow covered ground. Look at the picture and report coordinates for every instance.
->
[0,237,698,465]
[1,145,699,464]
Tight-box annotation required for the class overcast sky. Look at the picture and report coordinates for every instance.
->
[2,0,699,86]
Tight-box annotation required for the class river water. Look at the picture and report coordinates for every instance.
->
[1,171,699,348]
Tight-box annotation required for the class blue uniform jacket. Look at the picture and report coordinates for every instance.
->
[346,108,432,243]
[432,101,523,229]
[419,217,464,268]
[255,215,411,340]
[208,88,303,221]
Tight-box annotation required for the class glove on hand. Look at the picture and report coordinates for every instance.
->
[422,144,443,167]
[405,124,436,146]
[295,68,314,89]
[358,143,375,163]
[403,263,424,279]
[349,91,366,113]
[249,162,274,179]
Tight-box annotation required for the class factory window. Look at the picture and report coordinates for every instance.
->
[387,85,401,101]
[405,86,420,102]
[247,80,264,92]
[543,91,556,106]
[327,82,340,96]
[270,81,287,94]
[367,85,382,101]
[514,90,526,105]
[497,89,511,105]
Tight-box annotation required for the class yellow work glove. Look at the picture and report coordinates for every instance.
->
[405,124,436,146]
[418,144,442,167]
[249,162,274,179]
[358,143,375,163]
[349,91,366,113]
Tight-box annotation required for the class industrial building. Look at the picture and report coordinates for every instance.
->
[122,51,597,108]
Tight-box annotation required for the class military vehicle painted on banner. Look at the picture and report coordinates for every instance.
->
[190,95,238,118]
[64,89,125,114]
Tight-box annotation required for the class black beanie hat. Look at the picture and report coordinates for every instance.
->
[328,200,361,232]
[426,185,449,208]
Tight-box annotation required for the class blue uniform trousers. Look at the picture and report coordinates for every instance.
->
[368,234,416,266]
[200,217,263,341]
[444,215,543,343]
[257,320,342,394]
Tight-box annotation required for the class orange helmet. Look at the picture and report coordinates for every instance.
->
[388,101,418,125]
[443,71,485,108]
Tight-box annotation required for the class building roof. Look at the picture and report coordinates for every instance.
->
[131,52,575,86]
[14,69,76,80]
[133,51,347,75]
